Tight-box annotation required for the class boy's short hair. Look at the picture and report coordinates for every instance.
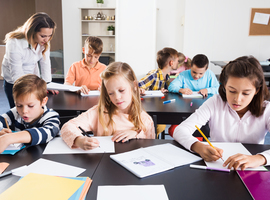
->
[84,36,103,55]
[13,74,47,102]
[191,54,209,69]
[157,47,179,69]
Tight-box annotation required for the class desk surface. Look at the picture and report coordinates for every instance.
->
[1,139,269,199]
[47,92,211,124]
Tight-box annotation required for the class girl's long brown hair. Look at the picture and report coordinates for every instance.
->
[98,62,145,135]
[4,12,56,55]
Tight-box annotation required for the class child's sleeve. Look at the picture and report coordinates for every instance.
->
[168,75,184,93]
[25,110,60,146]
[65,63,76,85]
[0,108,17,130]
[205,72,220,94]
[136,112,155,139]
[61,107,98,148]
[138,73,155,90]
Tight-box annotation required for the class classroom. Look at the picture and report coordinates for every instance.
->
[0,0,270,199]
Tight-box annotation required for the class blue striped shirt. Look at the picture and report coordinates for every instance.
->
[0,106,60,146]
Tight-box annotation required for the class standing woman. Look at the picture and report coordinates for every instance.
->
[1,12,58,108]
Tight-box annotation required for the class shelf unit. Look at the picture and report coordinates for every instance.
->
[80,7,116,64]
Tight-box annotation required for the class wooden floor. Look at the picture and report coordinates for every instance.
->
[0,80,269,144]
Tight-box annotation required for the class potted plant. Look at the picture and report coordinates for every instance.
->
[96,0,104,7]
[107,25,115,35]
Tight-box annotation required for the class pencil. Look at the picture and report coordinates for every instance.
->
[4,118,10,129]
[195,125,224,161]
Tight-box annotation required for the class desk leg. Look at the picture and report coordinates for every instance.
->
[153,115,158,139]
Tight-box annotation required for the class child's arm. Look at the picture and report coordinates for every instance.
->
[203,71,220,95]
[73,136,100,150]
[138,74,155,90]
[64,64,76,86]
[0,131,31,153]
[169,76,193,94]
[25,109,60,146]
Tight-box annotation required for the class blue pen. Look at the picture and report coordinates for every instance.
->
[163,99,175,104]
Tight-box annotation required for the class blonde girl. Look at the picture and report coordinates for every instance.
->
[2,12,57,108]
[61,62,155,150]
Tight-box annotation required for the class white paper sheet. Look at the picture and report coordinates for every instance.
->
[253,12,270,25]
[47,82,81,92]
[182,92,203,98]
[12,158,86,177]
[204,142,267,171]
[97,185,169,200]
[81,90,100,96]
[142,90,164,97]
[43,136,115,154]
[5,143,23,150]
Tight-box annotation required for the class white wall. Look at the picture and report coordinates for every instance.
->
[183,0,270,74]
[62,0,184,78]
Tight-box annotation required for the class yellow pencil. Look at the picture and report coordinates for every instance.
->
[195,125,224,161]
[4,118,10,129]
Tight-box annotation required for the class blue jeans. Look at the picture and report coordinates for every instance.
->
[4,80,15,108]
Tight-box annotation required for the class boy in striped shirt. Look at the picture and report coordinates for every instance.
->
[0,74,60,153]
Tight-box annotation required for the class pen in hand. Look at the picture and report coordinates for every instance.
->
[78,126,100,147]
[195,125,224,161]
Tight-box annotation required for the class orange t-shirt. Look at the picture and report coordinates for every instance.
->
[65,59,107,90]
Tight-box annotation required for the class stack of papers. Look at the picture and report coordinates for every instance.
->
[110,143,201,178]
[0,173,92,200]
[142,90,164,98]
[47,82,81,92]
[182,92,203,98]
[1,143,25,155]
[80,90,100,96]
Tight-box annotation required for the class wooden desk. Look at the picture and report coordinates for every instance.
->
[1,139,269,199]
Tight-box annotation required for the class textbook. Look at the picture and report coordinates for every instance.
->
[182,92,203,98]
[237,170,270,200]
[0,173,92,200]
[110,143,202,178]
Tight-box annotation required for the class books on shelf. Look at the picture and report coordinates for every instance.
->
[110,143,201,178]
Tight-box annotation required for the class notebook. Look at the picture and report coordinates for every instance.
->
[110,143,201,178]
[142,90,164,98]
[237,170,270,200]
[1,143,25,155]
[182,92,203,98]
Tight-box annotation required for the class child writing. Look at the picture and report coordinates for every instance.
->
[61,62,155,150]
[138,47,179,93]
[64,36,107,94]
[173,56,270,170]
[138,47,179,136]
[170,52,191,76]
[0,74,60,153]
[168,54,219,97]
[2,12,58,108]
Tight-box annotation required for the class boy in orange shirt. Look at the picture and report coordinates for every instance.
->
[65,36,107,94]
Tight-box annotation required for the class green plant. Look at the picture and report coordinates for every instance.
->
[97,0,104,3]
[107,25,115,31]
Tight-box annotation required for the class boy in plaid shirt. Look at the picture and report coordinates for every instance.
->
[138,47,179,136]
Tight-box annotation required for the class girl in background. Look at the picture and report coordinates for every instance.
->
[173,56,270,170]
[170,52,191,76]
[2,12,58,108]
[61,62,155,150]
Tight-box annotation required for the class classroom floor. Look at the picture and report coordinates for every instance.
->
[0,80,269,144]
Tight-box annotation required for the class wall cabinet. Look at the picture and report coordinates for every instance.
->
[80,7,115,64]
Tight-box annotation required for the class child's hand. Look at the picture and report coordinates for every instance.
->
[179,88,193,95]
[112,130,138,143]
[0,134,12,153]
[223,154,266,170]
[199,89,208,97]
[81,85,90,94]
[161,88,168,93]
[191,141,223,162]
[48,90,59,95]
[74,136,100,150]
[98,85,101,91]
[139,88,145,96]
[0,128,12,136]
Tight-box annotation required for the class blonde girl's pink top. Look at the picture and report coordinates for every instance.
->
[61,105,155,148]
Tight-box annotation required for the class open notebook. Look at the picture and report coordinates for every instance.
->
[110,143,201,178]
[182,92,203,98]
